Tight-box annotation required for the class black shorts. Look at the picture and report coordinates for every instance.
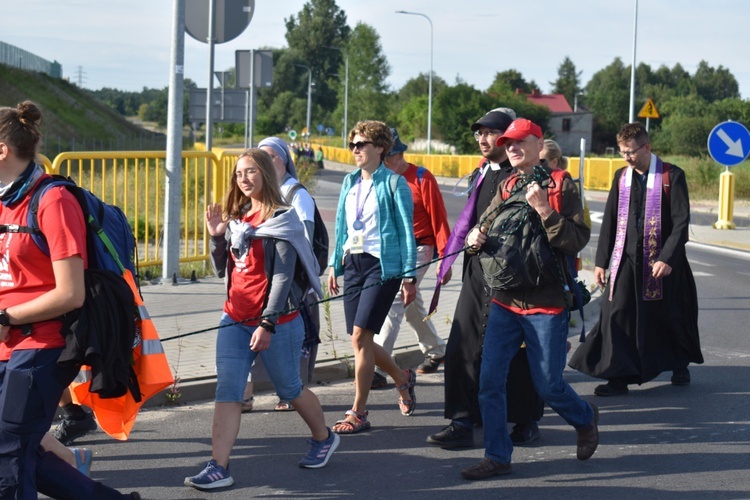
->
[343,253,400,334]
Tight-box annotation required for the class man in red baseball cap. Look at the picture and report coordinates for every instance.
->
[461,118,598,480]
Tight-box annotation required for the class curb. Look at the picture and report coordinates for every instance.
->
[145,343,427,409]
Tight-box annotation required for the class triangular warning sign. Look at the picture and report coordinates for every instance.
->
[638,98,660,119]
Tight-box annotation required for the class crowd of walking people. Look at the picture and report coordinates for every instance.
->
[0,99,701,496]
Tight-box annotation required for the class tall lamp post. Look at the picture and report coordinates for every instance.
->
[296,64,312,139]
[396,10,433,154]
[628,0,638,123]
[323,46,349,148]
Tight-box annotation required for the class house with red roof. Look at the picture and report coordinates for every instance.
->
[524,90,593,156]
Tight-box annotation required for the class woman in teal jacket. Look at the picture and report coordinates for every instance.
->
[327,121,418,434]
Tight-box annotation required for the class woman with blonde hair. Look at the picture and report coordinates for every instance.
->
[185,148,338,491]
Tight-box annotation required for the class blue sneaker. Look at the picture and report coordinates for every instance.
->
[298,428,340,469]
[184,460,234,490]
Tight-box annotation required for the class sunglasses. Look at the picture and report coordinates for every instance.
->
[348,141,373,151]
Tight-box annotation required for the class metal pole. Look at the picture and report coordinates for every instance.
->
[296,64,312,139]
[628,0,638,123]
[248,49,255,148]
[306,69,312,139]
[344,55,349,147]
[205,0,216,151]
[244,89,250,149]
[163,0,185,283]
[396,10,433,154]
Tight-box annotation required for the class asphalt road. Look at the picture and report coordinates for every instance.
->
[47,169,750,499]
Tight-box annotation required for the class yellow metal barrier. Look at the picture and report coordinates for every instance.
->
[39,147,624,270]
[316,144,624,191]
[50,151,220,268]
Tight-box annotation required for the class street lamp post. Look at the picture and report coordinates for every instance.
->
[323,46,349,148]
[396,10,433,154]
[628,0,638,123]
[297,64,312,139]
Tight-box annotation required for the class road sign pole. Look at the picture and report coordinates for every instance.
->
[714,167,736,230]
[707,120,750,230]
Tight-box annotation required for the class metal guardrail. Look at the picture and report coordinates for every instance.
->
[316,144,622,191]
[38,150,243,268]
[36,147,620,269]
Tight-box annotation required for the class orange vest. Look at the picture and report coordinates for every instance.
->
[70,269,174,440]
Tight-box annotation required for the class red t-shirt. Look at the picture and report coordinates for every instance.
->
[0,179,88,360]
[225,211,268,324]
[223,210,299,326]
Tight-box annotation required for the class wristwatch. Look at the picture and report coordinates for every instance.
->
[0,309,10,327]
[403,277,417,285]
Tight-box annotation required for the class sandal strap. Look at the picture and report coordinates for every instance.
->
[345,409,368,422]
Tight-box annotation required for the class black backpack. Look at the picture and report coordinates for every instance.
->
[286,183,329,276]
[478,197,559,291]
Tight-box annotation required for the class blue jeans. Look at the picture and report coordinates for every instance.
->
[215,313,305,402]
[479,303,594,464]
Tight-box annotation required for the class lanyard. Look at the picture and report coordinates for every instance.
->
[354,177,374,230]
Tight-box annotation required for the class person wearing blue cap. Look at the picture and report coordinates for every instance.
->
[370,128,451,389]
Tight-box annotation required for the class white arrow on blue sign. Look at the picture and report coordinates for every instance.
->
[707,120,750,167]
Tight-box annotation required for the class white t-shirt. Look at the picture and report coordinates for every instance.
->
[280,177,315,236]
[343,178,380,258]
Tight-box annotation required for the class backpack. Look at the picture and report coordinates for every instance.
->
[478,168,570,291]
[286,182,329,276]
[14,174,140,399]
[478,196,559,291]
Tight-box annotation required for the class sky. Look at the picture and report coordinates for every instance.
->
[4,0,750,105]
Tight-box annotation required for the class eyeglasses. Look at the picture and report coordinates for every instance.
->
[348,141,373,151]
[234,167,259,180]
[618,142,649,158]
[473,130,502,142]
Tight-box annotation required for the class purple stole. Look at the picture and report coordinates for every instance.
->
[608,155,664,301]
[427,167,486,317]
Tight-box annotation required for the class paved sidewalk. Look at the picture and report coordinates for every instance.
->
[142,162,750,407]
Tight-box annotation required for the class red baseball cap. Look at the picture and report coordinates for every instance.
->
[495,118,543,146]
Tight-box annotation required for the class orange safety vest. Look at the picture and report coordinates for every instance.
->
[69,269,174,441]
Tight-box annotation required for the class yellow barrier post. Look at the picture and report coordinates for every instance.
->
[713,167,736,229]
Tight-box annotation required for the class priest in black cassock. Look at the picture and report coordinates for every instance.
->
[569,122,703,397]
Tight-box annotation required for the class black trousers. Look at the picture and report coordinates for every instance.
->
[443,255,544,425]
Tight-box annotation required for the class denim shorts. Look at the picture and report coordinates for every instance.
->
[215,313,305,402]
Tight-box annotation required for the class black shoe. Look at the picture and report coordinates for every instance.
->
[370,372,388,390]
[416,356,444,374]
[461,457,512,480]
[671,367,690,386]
[510,421,540,446]
[53,412,97,445]
[426,423,473,449]
[594,381,629,397]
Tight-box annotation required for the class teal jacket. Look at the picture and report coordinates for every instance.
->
[329,163,416,280]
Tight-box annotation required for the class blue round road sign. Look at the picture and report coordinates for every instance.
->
[707,121,750,167]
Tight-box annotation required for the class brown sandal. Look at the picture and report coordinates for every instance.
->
[332,409,371,434]
[396,369,417,416]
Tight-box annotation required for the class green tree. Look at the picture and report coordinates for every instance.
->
[398,72,447,101]
[284,0,351,116]
[550,56,582,108]
[336,22,391,127]
[487,69,539,96]
[692,61,740,102]
[585,57,631,151]
[433,82,495,154]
